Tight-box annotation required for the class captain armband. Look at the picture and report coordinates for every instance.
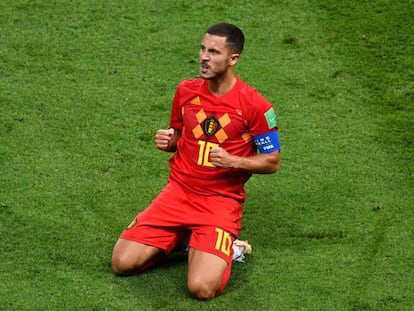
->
[253,130,281,153]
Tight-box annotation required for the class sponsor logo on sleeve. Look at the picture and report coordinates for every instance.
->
[265,108,277,129]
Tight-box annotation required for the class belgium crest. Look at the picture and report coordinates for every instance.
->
[203,115,220,137]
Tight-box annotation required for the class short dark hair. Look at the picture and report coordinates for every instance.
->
[206,23,245,54]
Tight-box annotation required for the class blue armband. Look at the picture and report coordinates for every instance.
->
[253,130,280,153]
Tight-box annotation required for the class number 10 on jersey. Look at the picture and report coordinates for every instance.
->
[215,228,232,256]
[197,140,219,167]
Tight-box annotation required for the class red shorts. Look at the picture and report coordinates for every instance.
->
[120,180,243,264]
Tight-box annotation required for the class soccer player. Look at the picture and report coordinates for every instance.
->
[111,22,281,300]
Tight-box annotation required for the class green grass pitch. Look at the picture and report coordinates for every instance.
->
[0,1,413,310]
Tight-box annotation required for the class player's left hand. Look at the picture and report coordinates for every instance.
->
[210,147,234,168]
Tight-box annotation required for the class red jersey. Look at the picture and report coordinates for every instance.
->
[168,78,277,202]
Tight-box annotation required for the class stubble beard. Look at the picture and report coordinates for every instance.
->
[199,64,227,81]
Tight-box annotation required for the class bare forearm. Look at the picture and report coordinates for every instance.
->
[231,152,280,173]
[210,148,280,174]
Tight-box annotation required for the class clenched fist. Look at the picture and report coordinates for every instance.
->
[155,128,174,151]
[209,147,234,168]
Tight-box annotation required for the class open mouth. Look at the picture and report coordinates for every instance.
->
[200,62,209,74]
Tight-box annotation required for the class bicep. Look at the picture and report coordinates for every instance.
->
[260,150,280,173]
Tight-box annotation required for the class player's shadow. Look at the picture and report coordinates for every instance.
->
[156,250,188,270]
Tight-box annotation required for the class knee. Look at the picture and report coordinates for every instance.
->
[112,239,163,276]
[187,278,218,300]
[111,254,130,275]
[111,252,140,276]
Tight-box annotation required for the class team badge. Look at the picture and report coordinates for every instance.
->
[203,116,220,137]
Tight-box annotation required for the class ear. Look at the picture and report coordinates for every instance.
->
[228,53,240,66]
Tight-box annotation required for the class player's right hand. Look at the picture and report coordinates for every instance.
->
[155,128,174,150]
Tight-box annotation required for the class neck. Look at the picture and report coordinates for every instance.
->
[207,72,237,97]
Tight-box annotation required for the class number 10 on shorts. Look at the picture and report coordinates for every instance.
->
[215,228,232,256]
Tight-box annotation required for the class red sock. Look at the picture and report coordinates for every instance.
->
[215,257,233,296]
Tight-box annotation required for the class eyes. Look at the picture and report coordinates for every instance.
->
[200,45,220,56]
